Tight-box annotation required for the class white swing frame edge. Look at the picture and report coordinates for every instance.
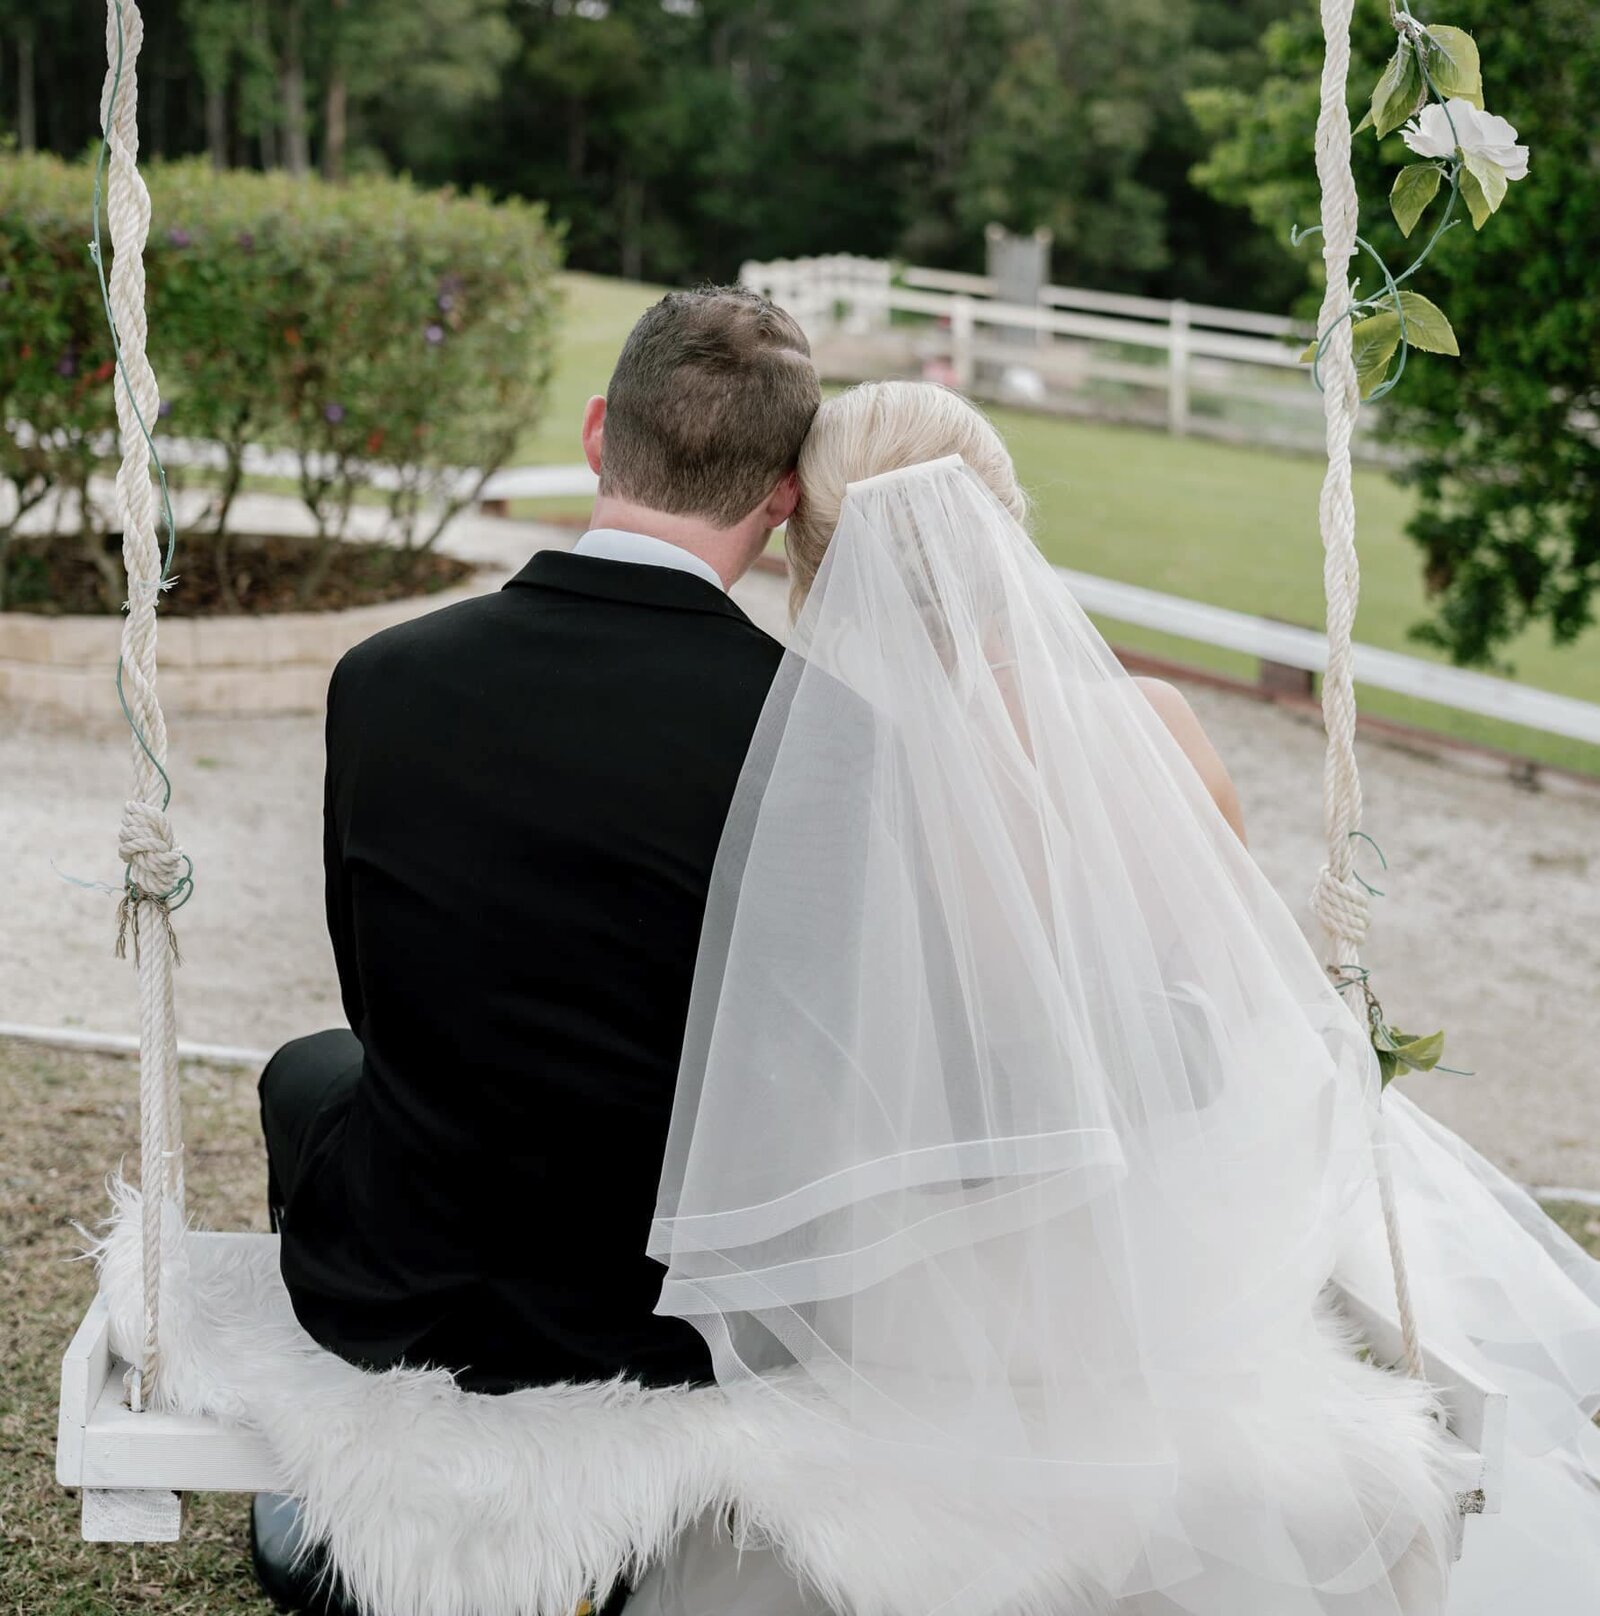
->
[55,1233,1507,1549]
[56,1232,287,1542]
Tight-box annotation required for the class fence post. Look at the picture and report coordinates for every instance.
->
[866,258,891,332]
[951,295,976,392]
[1168,299,1191,436]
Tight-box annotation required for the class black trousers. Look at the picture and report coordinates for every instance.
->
[258,1029,548,1393]
[256,1032,635,1615]
[259,1028,363,1235]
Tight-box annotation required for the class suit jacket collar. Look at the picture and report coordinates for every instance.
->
[506,549,760,629]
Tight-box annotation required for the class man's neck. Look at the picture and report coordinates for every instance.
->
[586,496,759,591]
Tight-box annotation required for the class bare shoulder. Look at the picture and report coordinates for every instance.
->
[1132,678,1247,844]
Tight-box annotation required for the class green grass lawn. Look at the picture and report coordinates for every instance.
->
[2,1041,272,1615]
[515,272,669,471]
[519,273,1600,774]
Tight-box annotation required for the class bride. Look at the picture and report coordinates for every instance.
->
[640,381,1600,1616]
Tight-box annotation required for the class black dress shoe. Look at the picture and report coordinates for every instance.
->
[250,1493,363,1616]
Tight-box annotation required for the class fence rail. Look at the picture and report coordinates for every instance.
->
[1061,568,1600,751]
[741,254,1344,451]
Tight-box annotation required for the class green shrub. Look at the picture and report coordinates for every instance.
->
[0,154,122,609]
[0,155,563,611]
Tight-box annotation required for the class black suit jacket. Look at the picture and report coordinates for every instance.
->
[279,551,786,1391]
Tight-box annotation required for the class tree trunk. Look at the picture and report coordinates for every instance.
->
[619,171,645,283]
[322,68,347,182]
[205,83,228,171]
[251,0,280,168]
[567,100,586,179]
[281,0,310,178]
[17,27,37,153]
[322,0,348,183]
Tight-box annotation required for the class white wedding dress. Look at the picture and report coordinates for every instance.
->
[647,457,1600,1615]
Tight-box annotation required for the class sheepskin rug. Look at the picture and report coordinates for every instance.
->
[93,1189,1458,1616]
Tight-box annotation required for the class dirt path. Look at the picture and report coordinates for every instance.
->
[3,523,1595,1191]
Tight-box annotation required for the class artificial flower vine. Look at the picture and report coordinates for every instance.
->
[1299,3,1530,400]
[1296,7,1513,1091]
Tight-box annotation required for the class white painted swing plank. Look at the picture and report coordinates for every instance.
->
[55,1290,111,1485]
[56,1283,286,1499]
[82,1487,183,1542]
[76,1373,286,1492]
[1331,1277,1507,1514]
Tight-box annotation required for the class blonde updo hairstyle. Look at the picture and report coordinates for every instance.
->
[784,381,1029,616]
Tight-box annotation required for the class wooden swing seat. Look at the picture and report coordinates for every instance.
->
[56,1232,1507,1549]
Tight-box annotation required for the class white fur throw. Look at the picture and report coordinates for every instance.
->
[93,1188,1458,1616]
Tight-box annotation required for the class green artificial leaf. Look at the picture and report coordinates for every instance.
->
[1354,109,1376,136]
[1390,290,1460,356]
[1421,26,1484,108]
[1351,311,1403,397]
[1298,334,1319,364]
[1458,164,1492,229]
[1370,1015,1447,1087]
[1370,41,1423,139]
[1390,162,1444,237]
[1460,150,1508,229]
[1392,1029,1447,1073]
[1369,1015,1403,1054]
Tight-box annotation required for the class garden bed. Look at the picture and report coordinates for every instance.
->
[0,530,489,719]
[3,531,473,617]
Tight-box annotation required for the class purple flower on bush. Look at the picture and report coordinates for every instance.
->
[324,402,346,424]
[437,292,455,313]
[158,400,173,419]
[424,323,445,346]
[167,227,193,249]
[56,349,78,378]
[237,231,255,253]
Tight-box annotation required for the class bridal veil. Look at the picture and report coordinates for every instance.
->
[649,456,1600,1615]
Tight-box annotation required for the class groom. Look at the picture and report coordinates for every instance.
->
[255,286,817,1412]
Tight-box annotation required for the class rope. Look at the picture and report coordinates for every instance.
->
[83,0,1424,1426]
[98,0,185,1411]
[1309,0,1425,1383]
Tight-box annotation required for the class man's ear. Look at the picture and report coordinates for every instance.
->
[581,396,606,476]
[764,470,800,530]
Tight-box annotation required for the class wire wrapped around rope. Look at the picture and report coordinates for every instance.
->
[98,0,186,1412]
[1310,0,1424,1384]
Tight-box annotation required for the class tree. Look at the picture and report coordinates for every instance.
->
[957,0,1185,284]
[180,0,252,169]
[3,0,1321,314]
[325,0,516,181]
[0,0,79,153]
[1191,1,1600,667]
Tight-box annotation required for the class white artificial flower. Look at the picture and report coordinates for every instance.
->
[1402,98,1531,181]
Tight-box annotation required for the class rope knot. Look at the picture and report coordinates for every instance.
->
[118,798,183,890]
[1310,863,1371,951]
[115,798,188,965]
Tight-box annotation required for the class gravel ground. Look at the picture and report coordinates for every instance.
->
[3,519,1596,1191]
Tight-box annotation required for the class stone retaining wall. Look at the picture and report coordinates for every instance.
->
[0,582,488,718]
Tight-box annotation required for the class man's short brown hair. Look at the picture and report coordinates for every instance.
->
[600,286,821,527]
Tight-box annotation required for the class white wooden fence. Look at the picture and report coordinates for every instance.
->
[1059,567,1600,756]
[741,254,1340,453]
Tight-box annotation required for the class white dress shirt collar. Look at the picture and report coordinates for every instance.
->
[571,528,726,593]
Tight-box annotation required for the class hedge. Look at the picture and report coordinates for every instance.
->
[0,155,563,611]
